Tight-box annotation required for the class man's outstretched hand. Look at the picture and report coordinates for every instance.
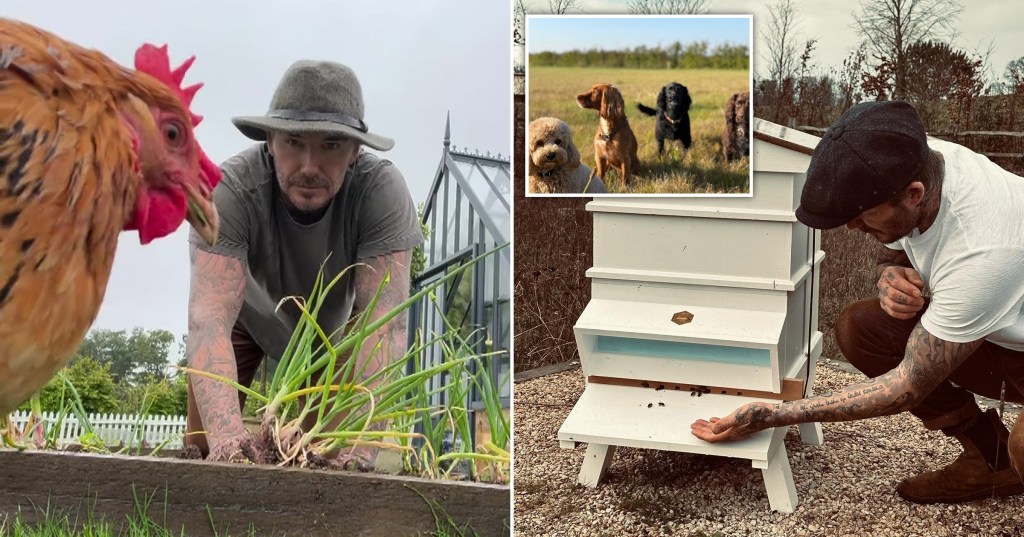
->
[206,432,254,463]
[690,401,777,443]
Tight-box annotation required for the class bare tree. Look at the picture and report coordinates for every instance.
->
[998,56,1024,130]
[548,0,581,14]
[513,0,529,89]
[514,0,528,47]
[762,0,800,83]
[852,0,963,100]
[833,43,867,114]
[1002,57,1024,95]
[627,0,714,14]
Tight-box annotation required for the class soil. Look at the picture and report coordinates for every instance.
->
[170,422,382,475]
[239,423,279,465]
[178,444,201,459]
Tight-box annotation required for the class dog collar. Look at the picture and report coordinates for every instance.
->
[663,111,680,125]
[536,168,559,178]
[600,125,621,140]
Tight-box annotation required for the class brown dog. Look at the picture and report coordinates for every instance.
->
[576,83,640,191]
[723,91,751,162]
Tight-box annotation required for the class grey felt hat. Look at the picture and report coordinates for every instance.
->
[232,60,394,151]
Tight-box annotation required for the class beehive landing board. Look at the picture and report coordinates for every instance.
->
[557,383,799,512]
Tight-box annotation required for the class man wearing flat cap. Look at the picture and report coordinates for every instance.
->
[692,101,1024,503]
[184,60,423,465]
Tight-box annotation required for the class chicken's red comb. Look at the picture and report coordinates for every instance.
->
[134,44,222,190]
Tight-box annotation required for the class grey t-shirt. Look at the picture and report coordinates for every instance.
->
[188,143,424,360]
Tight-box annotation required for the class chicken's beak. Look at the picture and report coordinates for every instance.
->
[183,181,219,246]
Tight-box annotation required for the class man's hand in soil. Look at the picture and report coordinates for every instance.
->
[206,432,253,463]
[332,445,377,471]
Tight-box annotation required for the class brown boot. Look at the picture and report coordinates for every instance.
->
[1011,413,1024,478]
[897,431,1024,504]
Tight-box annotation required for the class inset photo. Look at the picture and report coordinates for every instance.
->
[525,14,752,196]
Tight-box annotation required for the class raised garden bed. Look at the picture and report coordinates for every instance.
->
[0,449,509,536]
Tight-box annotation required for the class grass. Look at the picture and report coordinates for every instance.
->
[0,487,256,537]
[408,485,505,537]
[526,66,751,193]
[0,483,496,537]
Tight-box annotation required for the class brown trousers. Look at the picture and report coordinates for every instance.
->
[835,299,1024,431]
[184,322,267,457]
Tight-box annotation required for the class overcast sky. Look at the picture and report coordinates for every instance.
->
[517,0,1023,85]
[7,1,510,358]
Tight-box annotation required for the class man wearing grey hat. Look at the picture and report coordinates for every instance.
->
[692,101,1024,504]
[183,60,423,466]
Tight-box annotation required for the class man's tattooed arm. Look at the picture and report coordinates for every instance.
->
[323,250,412,454]
[875,245,913,282]
[771,324,982,427]
[770,323,978,428]
[692,323,983,442]
[350,249,413,387]
[187,245,247,455]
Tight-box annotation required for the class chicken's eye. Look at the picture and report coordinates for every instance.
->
[165,123,183,144]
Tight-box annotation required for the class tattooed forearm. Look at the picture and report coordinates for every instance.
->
[901,322,982,395]
[769,323,982,428]
[350,250,413,385]
[187,245,247,447]
[875,245,913,282]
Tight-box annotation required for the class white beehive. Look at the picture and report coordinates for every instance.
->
[558,119,824,513]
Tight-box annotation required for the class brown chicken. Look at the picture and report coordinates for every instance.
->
[0,18,221,440]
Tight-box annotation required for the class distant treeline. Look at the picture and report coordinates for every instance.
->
[529,41,749,70]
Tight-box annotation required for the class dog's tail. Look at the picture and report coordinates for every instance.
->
[636,103,658,117]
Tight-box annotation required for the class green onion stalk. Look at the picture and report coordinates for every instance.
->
[182,244,508,481]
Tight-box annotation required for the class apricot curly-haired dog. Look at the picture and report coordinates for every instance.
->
[576,83,639,191]
[527,117,607,194]
[723,91,751,162]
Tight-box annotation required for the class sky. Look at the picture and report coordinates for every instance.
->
[516,0,1024,86]
[7,0,511,359]
[527,15,750,54]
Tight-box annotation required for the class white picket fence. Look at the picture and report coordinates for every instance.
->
[9,410,187,450]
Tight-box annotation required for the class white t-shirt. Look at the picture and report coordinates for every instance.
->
[886,138,1024,351]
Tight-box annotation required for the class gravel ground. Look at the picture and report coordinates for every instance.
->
[512,361,1024,537]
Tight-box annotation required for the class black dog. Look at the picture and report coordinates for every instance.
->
[636,82,692,157]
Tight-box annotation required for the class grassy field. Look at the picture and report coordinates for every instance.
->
[526,66,751,194]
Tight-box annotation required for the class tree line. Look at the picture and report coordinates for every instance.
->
[529,41,749,70]
[756,0,1024,136]
[21,328,190,417]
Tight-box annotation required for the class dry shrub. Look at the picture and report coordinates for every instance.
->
[818,227,879,360]
[514,94,594,372]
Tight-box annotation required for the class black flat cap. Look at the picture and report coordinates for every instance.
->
[796,101,929,229]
